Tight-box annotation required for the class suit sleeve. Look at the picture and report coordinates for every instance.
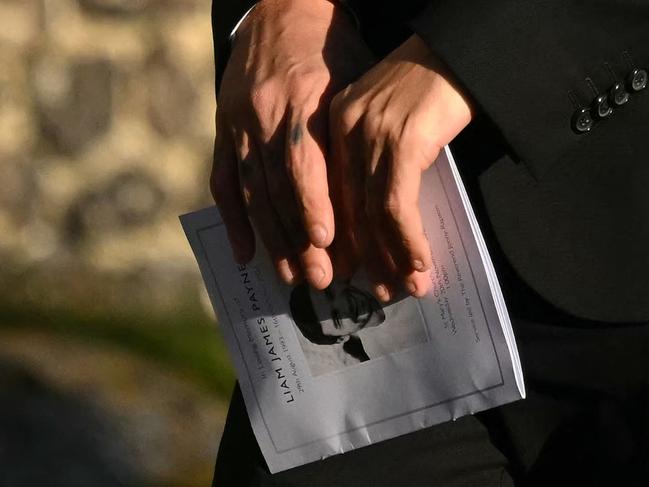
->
[408,0,649,178]
[212,0,257,96]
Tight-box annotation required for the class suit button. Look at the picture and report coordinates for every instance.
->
[627,68,647,92]
[593,94,613,118]
[572,108,593,133]
[609,82,629,106]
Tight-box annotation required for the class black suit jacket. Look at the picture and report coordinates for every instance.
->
[212,0,649,323]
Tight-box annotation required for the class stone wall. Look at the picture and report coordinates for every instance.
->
[0,0,217,313]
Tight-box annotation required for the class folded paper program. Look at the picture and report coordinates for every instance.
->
[181,146,525,473]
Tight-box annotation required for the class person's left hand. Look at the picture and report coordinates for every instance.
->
[328,34,473,302]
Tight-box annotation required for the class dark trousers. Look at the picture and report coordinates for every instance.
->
[212,313,649,486]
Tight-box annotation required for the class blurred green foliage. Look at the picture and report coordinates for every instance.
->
[0,302,235,399]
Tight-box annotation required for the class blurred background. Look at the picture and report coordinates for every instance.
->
[0,0,235,485]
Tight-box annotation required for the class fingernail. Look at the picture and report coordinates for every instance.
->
[278,262,296,284]
[413,259,425,272]
[375,284,390,302]
[406,280,417,295]
[309,224,328,247]
[306,265,325,286]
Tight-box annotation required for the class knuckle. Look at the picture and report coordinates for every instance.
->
[402,121,440,164]
[418,136,441,164]
[287,67,328,92]
[385,126,405,150]
[401,117,425,144]
[339,106,359,134]
[330,94,358,133]
[362,115,381,140]
[384,194,405,222]
[289,83,318,109]
[402,112,426,137]
[249,80,276,116]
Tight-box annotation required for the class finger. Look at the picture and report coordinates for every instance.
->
[360,226,398,303]
[371,215,429,298]
[403,268,432,298]
[211,126,255,264]
[259,133,331,289]
[383,143,433,275]
[277,257,303,286]
[296,244,334,291]
[377,190,429,297]
[258,124,310,253]
[259,144,309,284]
[235,130,299,284]
[369,145,432,297]
[364,219,430,299]
[285,105,335,249]
[363,147,403,301]
[328,110,363,278]
[363,143,431,298]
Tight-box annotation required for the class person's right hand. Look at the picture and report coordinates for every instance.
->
[211,0,373,289]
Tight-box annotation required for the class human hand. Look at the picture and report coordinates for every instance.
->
[328,34,473,301]
[211,0,373,289]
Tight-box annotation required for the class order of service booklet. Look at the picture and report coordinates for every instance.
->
[181,146,525,473]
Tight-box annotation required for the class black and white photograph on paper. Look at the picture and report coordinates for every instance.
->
[289,277,429,376]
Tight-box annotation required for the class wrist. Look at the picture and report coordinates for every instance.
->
[232,0,358,47]
[228,4,258,47]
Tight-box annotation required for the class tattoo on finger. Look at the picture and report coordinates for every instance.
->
[290,124,303,145]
